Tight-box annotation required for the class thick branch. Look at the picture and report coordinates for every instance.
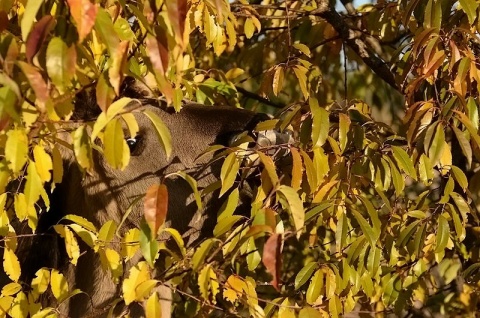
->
[314,7,399,91]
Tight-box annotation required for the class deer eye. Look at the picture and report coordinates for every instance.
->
[126,136,143,155]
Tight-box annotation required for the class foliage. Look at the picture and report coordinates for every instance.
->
[0,0,480,317]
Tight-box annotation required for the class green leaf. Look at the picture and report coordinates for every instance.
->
[139,221,159,268]
[383,274,401,305]
[73,125,93,170]
[192,238,215,271]
[219,152,239,197]
[306,269,324,304]
[213,215,242,237]
[366,246,381,276]
[391,146,417,180]
[427,123,446,166]
[335,208,348,253]
[46,37,75,93]
[94,7,119,55]
[451,165,468,192]
[435,215,449,253]
[396,220,420,248]
[295,262,317,290]
[351,209,378,247]
[143,109,173,159]
[21,0,43,40]
[459,0,479,24]
[448,203,466,241]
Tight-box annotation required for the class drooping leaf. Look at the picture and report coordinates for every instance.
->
[277,185,304,235]
[219,152,239,197]
[26,15,55,62]
[143,184,168,235]
[295,262,318,290]
[46,37,76,93]
[67,0,98,42]
[104,117,130,169]
[262,233,282,291]
[143,109,173,159]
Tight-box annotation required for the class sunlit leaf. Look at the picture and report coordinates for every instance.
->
[144,184,168,235]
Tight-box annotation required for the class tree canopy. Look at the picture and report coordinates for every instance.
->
[1,0,480,316]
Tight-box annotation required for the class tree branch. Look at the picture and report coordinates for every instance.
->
[313,6,400,91]
[235,86,286,109]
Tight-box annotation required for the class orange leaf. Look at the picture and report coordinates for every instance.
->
[67,0,98,42]
[143,184,168,235]
[166,0,187,47]
[146,31,169,75]
[262,234,282,291]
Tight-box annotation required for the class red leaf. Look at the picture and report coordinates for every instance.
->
[144,184,168,235]
[26,15,55,63]
[67,0,98,42]
[166,0,187,47]
[0,11,8,33]
[262,233,282,291]
[17,62,48,112]
[146,30,169,75]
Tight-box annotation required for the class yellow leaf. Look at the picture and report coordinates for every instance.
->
[121,113,139,140]
[99,248,123,282]
[5,128,28,174]
[54,225,80,265]
[257,152,279,186]
[224,275,246,303]
[225,68,244,80]
[121,228,140,260]
[290,148,303,190]
[1,282,21,296]
[50,269,69,302]
[13,193,28,222]
[73,125,93,170]
[244,18,255,39]
[0,296,13,316]
[68,224,97,248]
[198,264,219,304]
[277,185,305,236]
[272,66,285,97]
[52,145,64,183]
[31,268,50,300]
[104,117,130,170]
[8,291,27,318]
[33,145,52,182]
[3,248,20,282]
[145,292,161,318]
[293,66,309,99]
[439,142,452,175]
[123,261,150,305]
[135,279,158,301]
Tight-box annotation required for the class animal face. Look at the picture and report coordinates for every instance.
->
[4,100,290,317]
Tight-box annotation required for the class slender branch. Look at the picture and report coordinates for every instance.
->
[235,86,285,109]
